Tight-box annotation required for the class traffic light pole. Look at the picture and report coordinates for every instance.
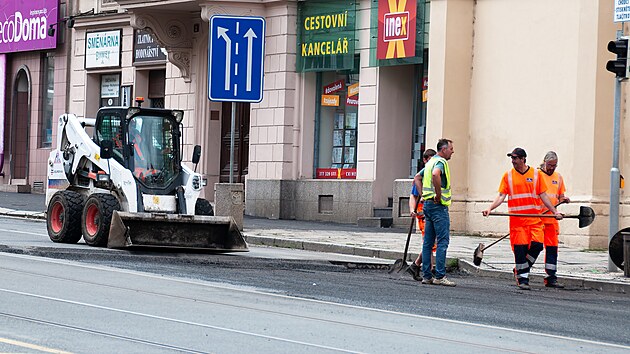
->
[609,74,621,271]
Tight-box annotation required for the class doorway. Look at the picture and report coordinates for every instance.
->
[11,68,31,181]
[219,102,250,183]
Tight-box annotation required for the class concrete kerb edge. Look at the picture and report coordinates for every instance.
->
[0,209,46,220]
[459,259,629,294]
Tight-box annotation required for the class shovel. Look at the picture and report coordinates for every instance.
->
[488,205,595,228]
[473,201,567,266]
[389,197,419,274]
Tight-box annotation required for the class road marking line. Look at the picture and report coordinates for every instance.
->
[0,337,72,354]
[0,228,47,237]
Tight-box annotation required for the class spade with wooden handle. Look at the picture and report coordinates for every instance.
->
[473,201,569,266]
[487,206,595,228]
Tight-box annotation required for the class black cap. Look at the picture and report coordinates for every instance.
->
[507,147,527,158]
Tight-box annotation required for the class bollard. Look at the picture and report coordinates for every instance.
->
[214,183,244,231]
[624,232,630,277]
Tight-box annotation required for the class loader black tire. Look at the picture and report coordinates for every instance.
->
[47,190,84,244]
[195,198,214,216]
[82,194,120,247]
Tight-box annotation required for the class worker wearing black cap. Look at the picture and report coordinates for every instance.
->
[482,147,562,290]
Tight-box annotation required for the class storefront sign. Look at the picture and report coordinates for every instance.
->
[316,168,357,179]
[100,74,120,98]
[347,82,359,97]
[324,80,344,94]
[85,29,121,69]
[133,29,167,63]
[346,95,358,107]
[0,0,58,53]
[321,94,339,106]
[297,0,356,72]
[377,0,417,59]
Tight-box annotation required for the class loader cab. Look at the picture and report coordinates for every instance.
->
[94,107,184,194]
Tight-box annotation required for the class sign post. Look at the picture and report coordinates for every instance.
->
[208,15,265,183]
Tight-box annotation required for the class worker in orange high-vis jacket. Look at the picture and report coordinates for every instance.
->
[482,147,563,290]
[538,151,570,288]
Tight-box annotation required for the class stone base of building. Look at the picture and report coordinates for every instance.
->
[245,179,374,224]
[0,182,31,193]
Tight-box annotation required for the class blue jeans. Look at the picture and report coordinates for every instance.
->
[422,199,450,279]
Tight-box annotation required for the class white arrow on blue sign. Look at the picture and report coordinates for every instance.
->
[208,15,266,103]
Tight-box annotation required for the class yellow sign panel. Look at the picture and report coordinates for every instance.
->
[348,83,359,97]
[321,95,340,106]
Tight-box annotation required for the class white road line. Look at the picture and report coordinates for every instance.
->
[0,253,627,351]
[0,228,47,237]
[0,337,72,354]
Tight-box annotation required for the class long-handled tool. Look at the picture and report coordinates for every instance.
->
[389,197,419,273]
[488,206,595,228]
[473,201,567,266]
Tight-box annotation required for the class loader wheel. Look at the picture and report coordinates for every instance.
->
[82,194,120,247]
[195,198,214,216]
[47,191,84,243]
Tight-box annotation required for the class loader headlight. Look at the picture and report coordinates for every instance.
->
[97,173,111,182]
[192,175,201,190]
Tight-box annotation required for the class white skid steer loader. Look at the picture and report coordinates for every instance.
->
[45,102,247,251]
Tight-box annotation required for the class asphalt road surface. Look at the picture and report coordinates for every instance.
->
[0,216,629,353]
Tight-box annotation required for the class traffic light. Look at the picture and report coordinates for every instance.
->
[606,37,630,79]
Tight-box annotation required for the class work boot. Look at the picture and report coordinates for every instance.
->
[544,279,565,289]
[421,277,433,285]
[517,283,531,291]
[513,268,519,286]
[432,277,456,287]
[406,263,421,281]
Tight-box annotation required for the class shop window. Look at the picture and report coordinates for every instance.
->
[315,56,359,180]
[148,70,165,108]
[40,53,54,148]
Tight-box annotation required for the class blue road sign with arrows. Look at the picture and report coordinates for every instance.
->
[208,15,266,103]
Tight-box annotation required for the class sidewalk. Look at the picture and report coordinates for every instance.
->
[1,191,628,293]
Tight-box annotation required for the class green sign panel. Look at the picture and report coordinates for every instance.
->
[296,0,357,72]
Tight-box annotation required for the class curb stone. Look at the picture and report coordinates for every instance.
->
[458,259,629,294]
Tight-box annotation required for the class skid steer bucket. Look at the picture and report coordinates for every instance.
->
[107,211,248,251]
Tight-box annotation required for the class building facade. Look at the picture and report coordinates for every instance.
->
[0,0,69,194]
[0,0,626,248]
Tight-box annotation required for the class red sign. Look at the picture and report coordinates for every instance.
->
[316,168,357,179]
[346,95,358,106]
[377,0,417,60]
[323,80,344,94]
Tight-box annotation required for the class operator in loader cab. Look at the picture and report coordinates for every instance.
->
[129,121,158,181]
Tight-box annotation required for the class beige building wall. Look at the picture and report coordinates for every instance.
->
[424,0,620,248]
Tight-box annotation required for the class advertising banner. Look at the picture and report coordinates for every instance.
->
[321,94,339,106]
[296,0,356,72]
[0,0,58,53]
[377,0,417,60]
[316,168,357,179]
